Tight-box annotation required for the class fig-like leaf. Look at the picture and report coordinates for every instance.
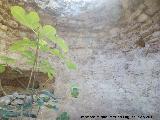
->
[0,64,5,73]
[11,6,40,30]
[65,59,77,70]
[56,112,70,120]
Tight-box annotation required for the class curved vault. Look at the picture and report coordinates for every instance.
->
[34,0,123,33]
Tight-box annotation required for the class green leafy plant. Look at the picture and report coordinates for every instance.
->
[0,6,78,120]
[71,84,79,98]
[56,112,70,120]
[0,6,76,88]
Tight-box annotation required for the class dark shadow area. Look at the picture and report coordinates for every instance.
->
[0,66,55,97]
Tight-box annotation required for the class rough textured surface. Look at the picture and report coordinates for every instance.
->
[51,0,160,119]
[0,0,54,96]
[0,66,54,96]
[0,0,36,69]
[0,0,160,119]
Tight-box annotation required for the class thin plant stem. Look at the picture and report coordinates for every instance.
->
[27,30,40,89]
[0,79,7,96]
[42,78,50,87]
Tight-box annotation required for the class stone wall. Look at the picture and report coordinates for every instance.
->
[111,0,160,54]
[52,0,160,119]
[0,0,160,119]
[0,0,18,52]
[0,0,54,95]
[0,0,34,47]
[0,0,30,69]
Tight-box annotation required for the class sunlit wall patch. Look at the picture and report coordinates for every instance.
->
[34,0,106,16]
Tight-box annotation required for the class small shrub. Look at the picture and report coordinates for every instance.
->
[0,5,79,120]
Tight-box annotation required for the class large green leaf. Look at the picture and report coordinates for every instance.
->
[11,6,26,25]
[38,39,50,52]
[39,25,56,38]
[39,39,47,46]
[26,11,40,29]
[11,6,40,30]
[26,60,34,65]
[56,112,70,120]
[55,37,69,53]
[0,64,5,73]
[38,40,65,59]
[65,59,77,70]
[9,38,36,52]
[50,49,64,59]
[21,50,35,62]
[39,25,68,53]
[39,59,55,80]
[0,56,16,64]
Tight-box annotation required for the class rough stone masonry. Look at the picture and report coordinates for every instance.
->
[0,0,160,119]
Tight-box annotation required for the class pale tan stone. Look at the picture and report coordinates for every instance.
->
[137,13,149,23]
[8,20,18,29]
[0,23,7,31]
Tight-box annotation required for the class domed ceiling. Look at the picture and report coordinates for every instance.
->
[34,0,120,16]
[34,0,122,31]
